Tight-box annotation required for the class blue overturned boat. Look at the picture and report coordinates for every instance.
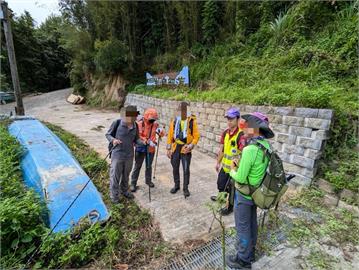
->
[8,117,109,232]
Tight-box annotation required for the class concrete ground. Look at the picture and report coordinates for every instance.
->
[0,89,234,243]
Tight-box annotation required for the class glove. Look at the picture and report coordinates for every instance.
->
[148,140,156,147]
[156,127,163,134]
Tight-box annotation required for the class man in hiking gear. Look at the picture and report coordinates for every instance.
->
[226,112,274,269]
[130,108,165,192]
[167,102,200,198]
[105,105,144,203]
[210,107,246,216]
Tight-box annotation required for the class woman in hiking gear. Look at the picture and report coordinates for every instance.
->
[226,112,274,269]
[167,102,200,198]
[211,107,246,216]
[130,108,165,192]
[105,105,144,203]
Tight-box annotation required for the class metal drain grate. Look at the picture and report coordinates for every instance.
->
[162,233,237,270]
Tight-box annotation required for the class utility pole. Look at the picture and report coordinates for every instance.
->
[1,0,24,115]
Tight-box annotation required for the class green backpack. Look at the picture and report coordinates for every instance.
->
[236,141,288,209]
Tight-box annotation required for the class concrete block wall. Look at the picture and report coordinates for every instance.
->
[125,94,334,186]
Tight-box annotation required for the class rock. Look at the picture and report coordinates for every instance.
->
[288,126,312,137]
[318,109,334,120]
[316,178,335,194]
[283,116,304,126]
[323,194,339,207]
[304,118,331,130]
[290,155,315,169]
[294,108,319,118]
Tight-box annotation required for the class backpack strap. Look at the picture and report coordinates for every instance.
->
[189,118,194,136]
[112,119,121,138]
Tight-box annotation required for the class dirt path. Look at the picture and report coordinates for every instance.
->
[0,89,234,244]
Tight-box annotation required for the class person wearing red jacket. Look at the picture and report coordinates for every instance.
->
[130,108,165,192]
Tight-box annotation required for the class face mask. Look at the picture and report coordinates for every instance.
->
[149,119,156,124]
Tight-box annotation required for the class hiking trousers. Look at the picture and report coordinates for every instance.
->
[171,145,192,190]
[110,158,133,201]
[234,190,258,263]
[217,168,234,209]
[131,151,154,186]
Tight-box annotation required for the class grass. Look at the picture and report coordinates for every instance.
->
[287,188,359,246]
[253,187,358,268]
[0,119,175,269]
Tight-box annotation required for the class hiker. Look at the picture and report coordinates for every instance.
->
[226,112,274,269]
[130,108,165,192]
[166,102,200,198]
[210,108,246,216]
[105,105,144,203]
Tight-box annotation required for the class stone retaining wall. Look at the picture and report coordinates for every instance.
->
[125,94,334,186]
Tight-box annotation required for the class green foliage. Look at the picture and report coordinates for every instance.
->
[0,121,47,269]
[94,39,129,74]
[307,247,338,270]
[0,12,70,93]
[320,147,359,192]
[288,188,359,245]
[202,0,220,45]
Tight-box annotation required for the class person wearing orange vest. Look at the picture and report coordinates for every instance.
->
[211,107,246,215]
[130,108,165,192]
[166,102,200,198]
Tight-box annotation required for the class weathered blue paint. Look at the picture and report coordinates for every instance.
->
[146,66,190,86]
[8,118,109,232]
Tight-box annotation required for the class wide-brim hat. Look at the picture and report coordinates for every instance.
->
[241,112,274,139]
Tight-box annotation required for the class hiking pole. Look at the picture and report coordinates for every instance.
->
[145,144,151,203]
[152,136,161,184]
[23,144,117,269]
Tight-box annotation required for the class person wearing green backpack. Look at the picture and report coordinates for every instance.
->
[226,112,274,269]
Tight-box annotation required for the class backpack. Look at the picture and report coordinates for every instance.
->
[108,119,138,157]
[237,141,288,209]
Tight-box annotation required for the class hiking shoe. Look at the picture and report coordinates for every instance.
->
[226,254,251,269]
[146,181,155,188]
[130,184,137,192]
[183,189,190,198]
[170,186,180,194]
[210,195,217,202]
[122,191,134,199]
[220,206,233,216]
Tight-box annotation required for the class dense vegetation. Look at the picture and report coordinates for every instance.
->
[1,12,70,92]
[0,120,173,269]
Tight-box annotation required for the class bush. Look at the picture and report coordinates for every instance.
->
[94,39,129,74]
[0,122,47,269]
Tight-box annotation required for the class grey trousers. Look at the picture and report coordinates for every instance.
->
[110,158,133,201]
[131,151,155,186]
[234,190,258,263]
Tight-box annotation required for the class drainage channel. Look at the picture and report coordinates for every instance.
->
[161,233,238,270]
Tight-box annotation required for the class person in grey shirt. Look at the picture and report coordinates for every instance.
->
[106,105,144,203]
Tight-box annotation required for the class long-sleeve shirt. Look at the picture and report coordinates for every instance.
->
[105,118,143,160]
[229,139,270,200]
